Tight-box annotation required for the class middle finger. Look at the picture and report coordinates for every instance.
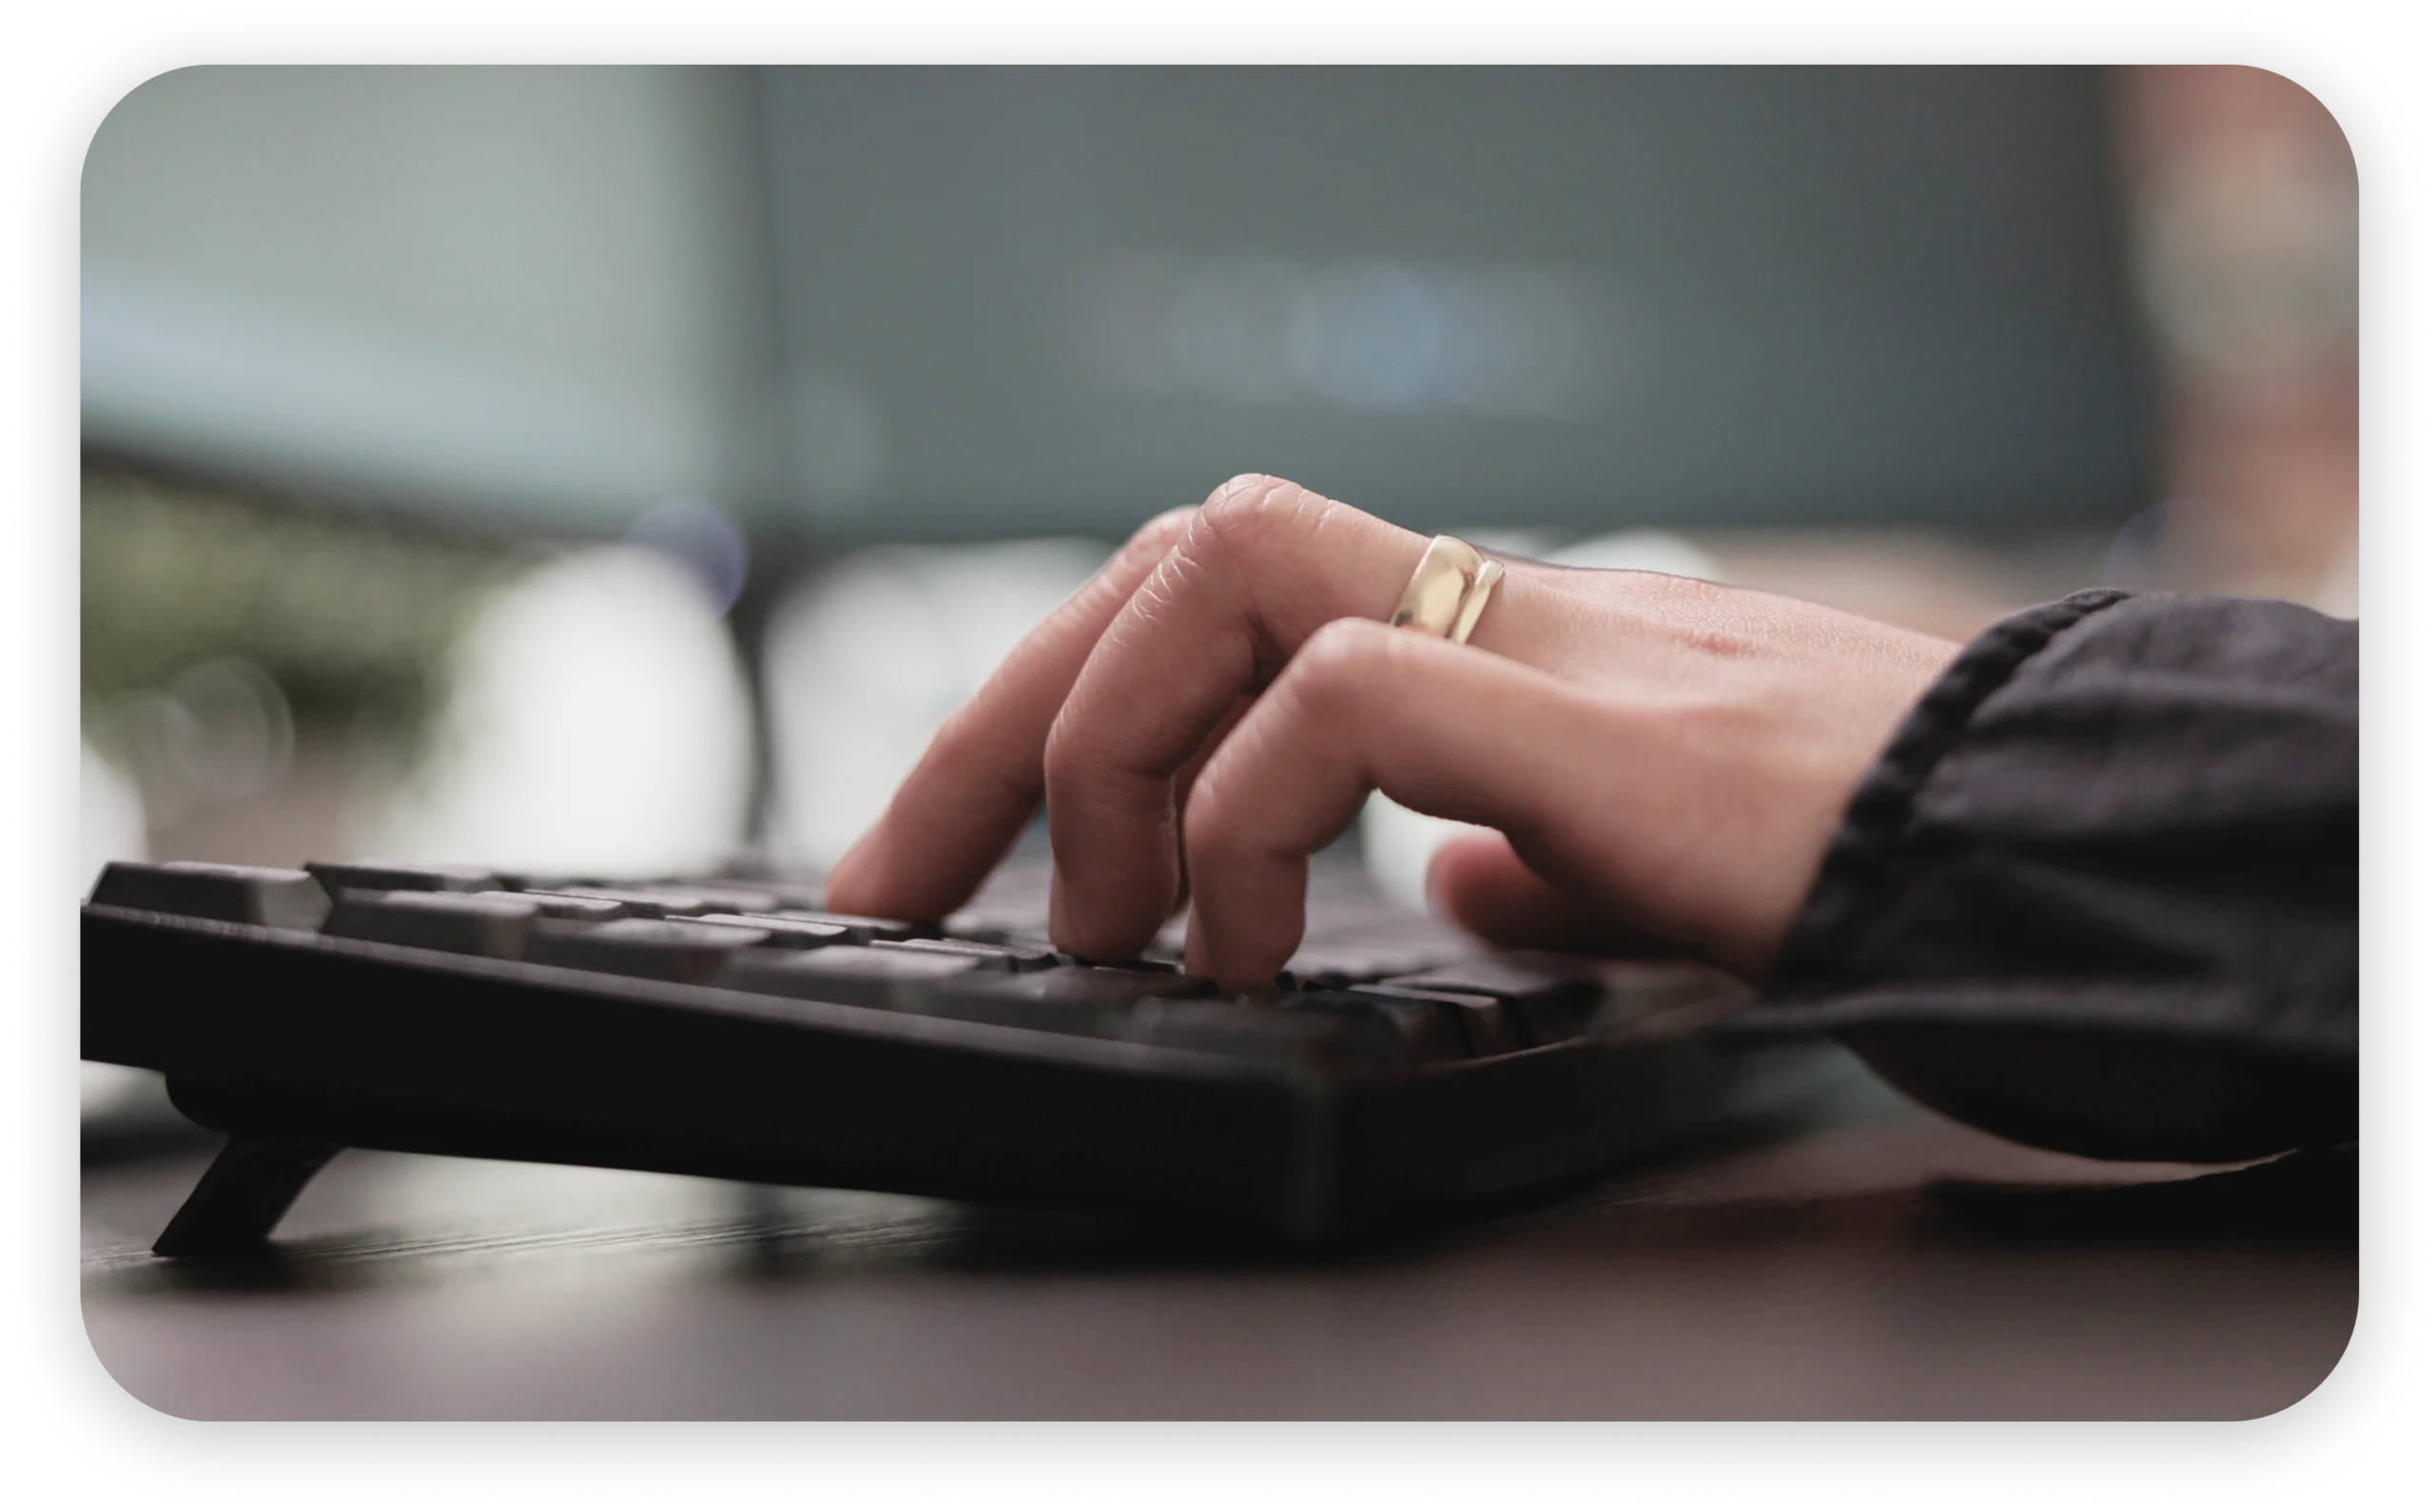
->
[1045,473,1551,960]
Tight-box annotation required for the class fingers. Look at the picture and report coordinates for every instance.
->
[838,475,1955,979]
[1427,830,1672,958]
[824,505,1198,921]
[834,472,1579,954]
[1179,618,1616,992]
[1161,691,1256,914]
[1042,475,1440,958]
[1042,475,1588,960]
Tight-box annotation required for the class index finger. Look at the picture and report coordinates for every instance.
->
[821,505,1199,921]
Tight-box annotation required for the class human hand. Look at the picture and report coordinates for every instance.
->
[824,475,1960,992]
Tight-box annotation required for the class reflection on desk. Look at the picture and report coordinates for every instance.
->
[81,1059,2353,1420]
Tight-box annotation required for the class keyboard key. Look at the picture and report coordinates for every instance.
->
[1275,951,1358,989]
[491,871,575,894]
[477,890,628,921]
[766,910,927,943]
[1379,956,1605,1047]
[718,944,982,1011]
[1347,984,1522,1057]
[880,938,1059,971]
[1297,989,1476,1065]
[535,887,710,919]
[989,931,1068,959]
[323,891,536,959]
[1282,940,1468,986]
[961,929,1164,968]
[524,918,773,984]
[941,905,1036,942]
[1079,955,1183,975]
[632,883,785,916]
[305,861,499,894]
[689,913,857,949]
[1227,983,1451,1066]
[88,862,331,930]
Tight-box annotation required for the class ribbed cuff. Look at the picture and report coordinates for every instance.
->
[1729,588,2133,1034]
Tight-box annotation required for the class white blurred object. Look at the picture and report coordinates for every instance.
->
[80,740,147,892]
[82,742,158,1117]
[1360,529,1723,913]
[92,656,296,828]
[1442,526,1561,559]
[765,539,1107,869]
[1534,528,1723,582]
[355,545,754,876]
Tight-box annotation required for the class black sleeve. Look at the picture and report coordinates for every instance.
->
[1718,589,2357,1163]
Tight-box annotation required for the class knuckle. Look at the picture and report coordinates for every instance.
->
[1123,504,1198,556]
[1196,474,1336,562]
[1200,472,1291,514]
[1081,508,1199,602]
[1135,531,1219,608]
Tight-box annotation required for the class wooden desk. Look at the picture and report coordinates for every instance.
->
[80,1066,2353,1420]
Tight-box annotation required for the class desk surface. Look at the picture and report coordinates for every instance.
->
[80,1065,2354,1420]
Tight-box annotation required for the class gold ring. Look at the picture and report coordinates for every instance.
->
[1389,535,1505,646]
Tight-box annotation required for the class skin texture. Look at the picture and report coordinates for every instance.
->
[826,475,1962,993]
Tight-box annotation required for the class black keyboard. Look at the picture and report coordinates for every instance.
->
[81,855,1808,1252]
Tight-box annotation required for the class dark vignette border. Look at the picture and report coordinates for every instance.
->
[5,6,2415,1500]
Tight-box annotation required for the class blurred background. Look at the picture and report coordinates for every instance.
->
[79,65,2358,913]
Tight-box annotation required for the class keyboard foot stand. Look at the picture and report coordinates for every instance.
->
[151,1134,344,1258]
